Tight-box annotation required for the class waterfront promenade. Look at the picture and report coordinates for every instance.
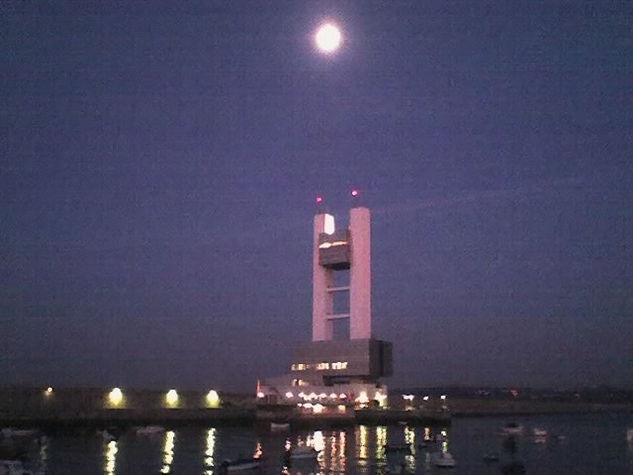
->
[1,387,630,429]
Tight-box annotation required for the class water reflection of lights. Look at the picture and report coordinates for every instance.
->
[312,431,325,452]
[330,432,337,468]
[253,441,263,459]
[161,430,175,473]
[404,426,416,472]
[39,436,49,473]
[423,427,431,442]
[356,425,369,465]
[405,426,415,454]
[204,428,216,474]
[104,440,117,475]
[375,426,387,461]
[441,428,449,452]
[339,431,347,473]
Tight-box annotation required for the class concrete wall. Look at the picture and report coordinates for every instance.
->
[0,387,254,420]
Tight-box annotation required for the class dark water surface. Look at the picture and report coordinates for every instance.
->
[13,413,633,474]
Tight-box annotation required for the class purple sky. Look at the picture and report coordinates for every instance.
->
[2,1,631,392]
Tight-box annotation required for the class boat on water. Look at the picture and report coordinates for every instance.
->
[219,457,261,473]
[0,459,44,475]
[289,445,319,459]
[97,429,117,442]
[384,443,412,454]
[432,451,456,468]
[135,425,165,436]
[502,422,524,435]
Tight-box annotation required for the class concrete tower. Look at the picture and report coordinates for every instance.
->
[258,202,392,406]
[312,207,372,341]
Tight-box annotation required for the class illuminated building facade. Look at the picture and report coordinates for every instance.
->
[259,202,392,408]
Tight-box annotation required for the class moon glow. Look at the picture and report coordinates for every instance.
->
[315,23,342,53]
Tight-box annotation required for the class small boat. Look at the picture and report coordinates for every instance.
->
[97,429,117,442]
[135,425,165,436]
[289,445,319,459]
[385,443,412,454]
[219,457,261,472]
[502,423,524,435]
[433,451,456,468]
[270,422,290,432]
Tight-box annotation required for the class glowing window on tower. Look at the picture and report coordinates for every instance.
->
[324,214,335,235]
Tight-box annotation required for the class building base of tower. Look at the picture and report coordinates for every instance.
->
[258,338,392,408]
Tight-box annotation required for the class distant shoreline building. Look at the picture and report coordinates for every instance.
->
[258,203,392,409]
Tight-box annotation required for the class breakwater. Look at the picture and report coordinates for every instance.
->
[0,387,450,428]
[3,387,629,428]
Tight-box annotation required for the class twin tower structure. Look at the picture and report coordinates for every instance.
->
[259,202,392,407]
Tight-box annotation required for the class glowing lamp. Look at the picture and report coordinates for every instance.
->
[206,390,220,408]
[256,391,265,399]
[108,387,123,406]
[357,391,369,404]
[165,389,179,407]
[285,391,294,399]
[44,387,53,396]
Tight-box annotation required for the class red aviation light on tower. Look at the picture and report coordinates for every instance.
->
[351,189,360,197]
[316,195,323,203]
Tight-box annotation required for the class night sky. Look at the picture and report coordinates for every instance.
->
[2,1,631,393]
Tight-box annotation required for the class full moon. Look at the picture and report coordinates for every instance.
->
[315,23,342,53]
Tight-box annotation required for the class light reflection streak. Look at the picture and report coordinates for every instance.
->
[441,428,449,453]
[38,436,48,474]
[339,430,347,473]
[204,428,216,474]
[375,426,387,462]
[330,432,337,469]
[404,426,416,472]
[253,441,263,459]
[313,431,325,452]
[356,425,368,466]
[160,430,175,473]
[104,440,117,475]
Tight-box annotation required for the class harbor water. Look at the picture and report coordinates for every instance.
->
[6,412,633,474]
